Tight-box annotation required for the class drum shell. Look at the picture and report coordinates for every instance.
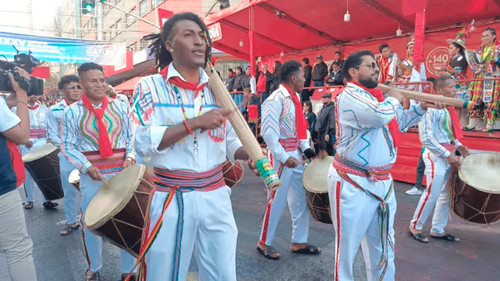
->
[24,147,64,200]
[453,173,500,224]
[89,169,154,257]
[305,189,332,224]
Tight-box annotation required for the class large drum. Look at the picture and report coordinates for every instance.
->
[22,143,64,200]
[453,153,500,224]
[84,164,155,257]
[302,156,334,224]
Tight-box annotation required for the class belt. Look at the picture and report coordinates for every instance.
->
[333,154,392,182]
[29,128,46,139]
[82,149,125,174]
[151,164,225,281]
[278,138,299,152]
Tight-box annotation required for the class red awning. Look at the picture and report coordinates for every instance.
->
[204,0,500,60]
[113,76,143,92]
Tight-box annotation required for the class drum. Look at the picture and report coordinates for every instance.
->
[69,169,80,192]
[302,156,334,224]
[84,164,155,257]
[22,143,64,200]
[453,153,500,224]
[222,159,244,188]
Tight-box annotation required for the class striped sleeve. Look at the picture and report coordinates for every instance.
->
[61,106,92,173]
[261,97,289,164]
[418,109,450,157]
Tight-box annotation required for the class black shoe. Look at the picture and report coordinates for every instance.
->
[43,201,58,210]
[430,233,460,242]
[121,273,136,281]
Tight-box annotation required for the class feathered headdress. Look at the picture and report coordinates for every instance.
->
[447,20,475,48]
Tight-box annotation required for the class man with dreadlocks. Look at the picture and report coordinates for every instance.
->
[132,12,252,281]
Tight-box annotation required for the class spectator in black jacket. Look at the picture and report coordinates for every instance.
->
[325,61,344,86]
[269,61,282,93]
[333,51,345,69]
[301,58,313,102]
[232,66,246,107]
[226,68,235,92]
[315,92,335,156]
[303,100,317,141]
[311,55,328,87]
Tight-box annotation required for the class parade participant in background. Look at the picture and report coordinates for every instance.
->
[377,43,399,83]
[328,50,434,281]
[47,75,83,236]
[409,76,469,243]
[257,60,320,260]
[17,94,58,210]
[61,63,136,281]
[311,55,328,87]
[132,12,255,281]
[397,41,414,84]
[465,27,500,132]
[0,68,38,281]
[301,58,313,102]
[315,92,335,156]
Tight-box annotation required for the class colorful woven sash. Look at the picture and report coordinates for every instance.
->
[29,128,46,139]
[333,155,392,182]
[82,149,125,174]
[278,138,299,152]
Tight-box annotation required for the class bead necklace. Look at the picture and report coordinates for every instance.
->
[172,84,204,155]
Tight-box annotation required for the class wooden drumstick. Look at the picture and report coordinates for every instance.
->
[377,84,475,109]
[97,173,112,189]
[204,61,281,191]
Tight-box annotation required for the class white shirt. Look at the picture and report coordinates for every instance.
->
[13,102,48,154]
[0,98,20,133]
[47,99,70,148]
[261,84,311,164]
[419,108,462,158]
[336,83,425,167]
[132,64,242,172]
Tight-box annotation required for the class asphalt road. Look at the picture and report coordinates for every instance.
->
[1,165,499,281]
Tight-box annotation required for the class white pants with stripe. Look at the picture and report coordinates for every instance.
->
[259,149,309,246]
[328,166,396,281]
[80,173,136,273]
[145,186,237,281]
[58,152,80,225]
[410,149,453,235]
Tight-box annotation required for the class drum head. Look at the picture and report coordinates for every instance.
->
[22,143,57,162]
[68,169,80,184]
[85,164,146,230]
[302,156,334,193]
[459,153,500,194]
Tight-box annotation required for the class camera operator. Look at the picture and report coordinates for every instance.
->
[0,67,38,281]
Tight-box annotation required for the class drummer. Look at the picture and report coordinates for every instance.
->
[15,94,58,210]
[257,60,320,260]
[131,12,256,281]
[47,75,82,236]
[409,75,470,243]
[61,63,137,281]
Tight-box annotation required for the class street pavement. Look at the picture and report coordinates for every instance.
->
[1,165,499,281]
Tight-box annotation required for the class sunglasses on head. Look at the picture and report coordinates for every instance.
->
[67,84,82,89]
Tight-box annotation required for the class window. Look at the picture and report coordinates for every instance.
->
[139,1,148,16]
[127,43,136,52]
[151,0,163,8]
[139,38,149,50]
[127,8,137,26]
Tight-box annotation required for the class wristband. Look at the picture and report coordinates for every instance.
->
[183,120,193,135]
[126,157,136,164]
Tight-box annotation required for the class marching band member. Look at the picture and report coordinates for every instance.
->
[132,12,253,281]
[377,43,399,84]
[257,60,320,260]
[16,95,58,210]
[328,50,435,281]
[61,63,136,281]
[47,75,82,236]
[409,75,469,243]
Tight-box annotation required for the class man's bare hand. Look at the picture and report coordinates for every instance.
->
[123,159,134,168]
[25,141,33,148]
[247,148,268,176]
[194,109,233,131]
[284,157,299,168]
[87,166,104,181]
[446,154,461,168]
[456,145,470,157]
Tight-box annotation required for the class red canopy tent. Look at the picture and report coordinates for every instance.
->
[204,0,500,75]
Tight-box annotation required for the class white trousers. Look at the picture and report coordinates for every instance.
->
[145,186,237,281]
[410,149,453,235]
[259,149,309,246]
[328,166,396,281]
[0,189,37,281]
[58,152,80,224]
[80,173,136,273]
